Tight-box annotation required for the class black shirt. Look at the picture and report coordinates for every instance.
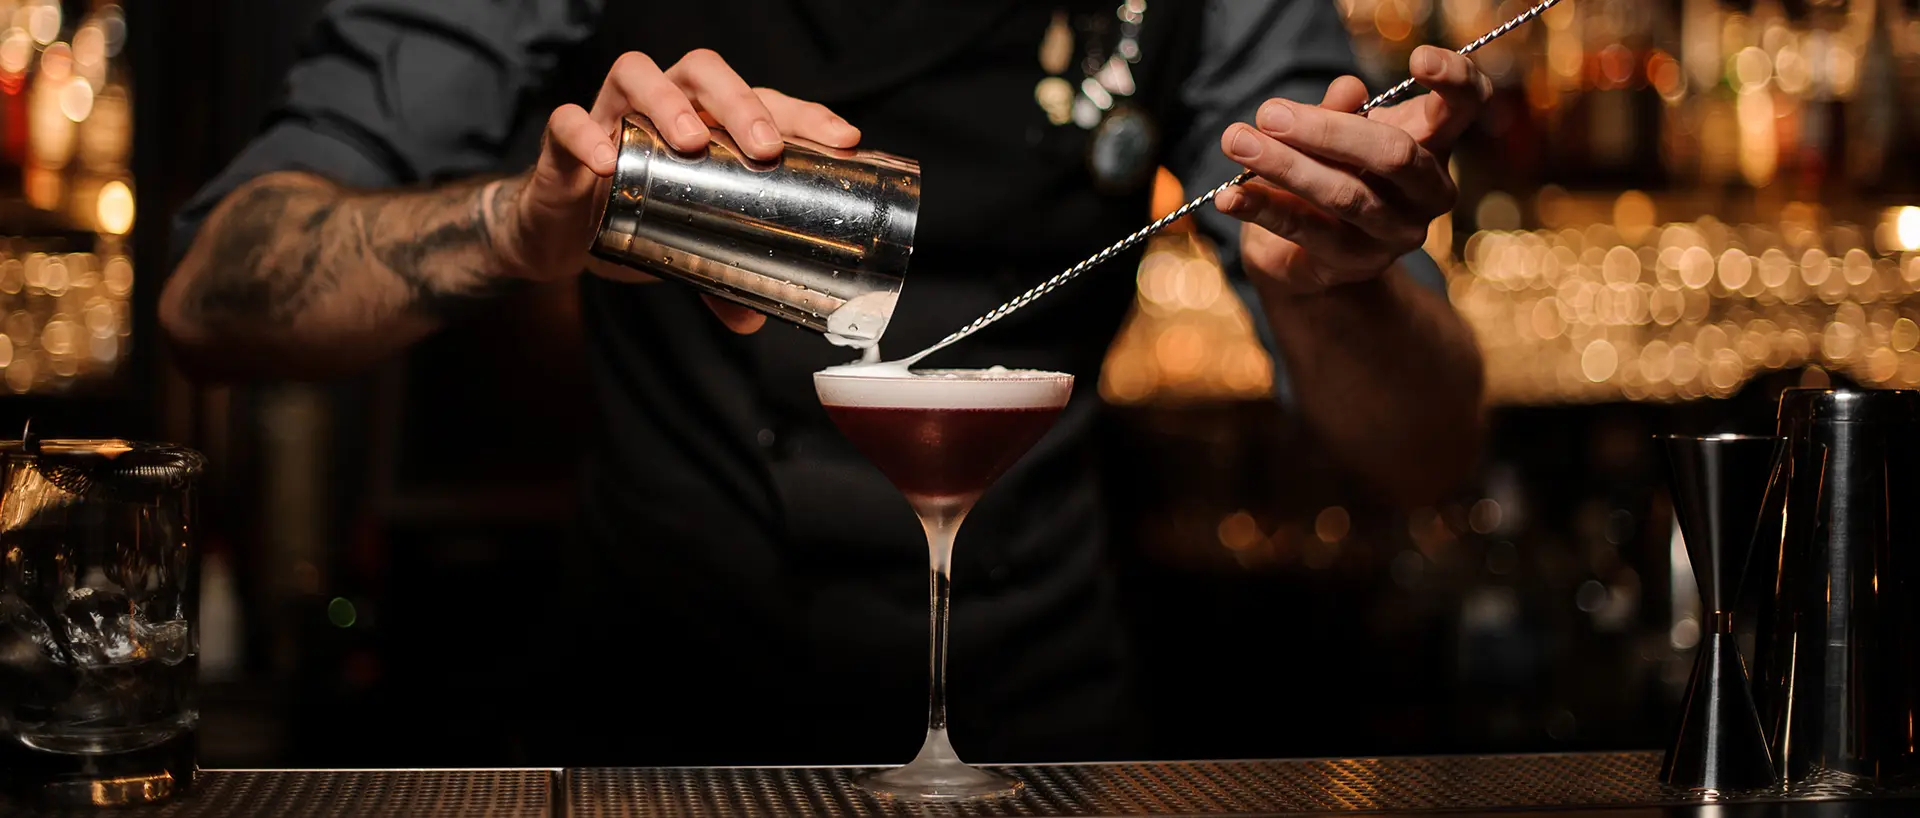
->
[174,0,1443,765]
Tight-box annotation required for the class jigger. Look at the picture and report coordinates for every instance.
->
[1659,433,1783,790]
[589,113,920,349]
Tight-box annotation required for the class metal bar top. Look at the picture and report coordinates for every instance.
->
[4,752,1918,818]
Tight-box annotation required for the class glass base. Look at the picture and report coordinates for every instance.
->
[856,728,1021,801]
[0,728,195,807]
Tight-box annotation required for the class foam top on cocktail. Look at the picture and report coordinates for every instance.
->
[813,366,1072,410]
[816,368,1071,504]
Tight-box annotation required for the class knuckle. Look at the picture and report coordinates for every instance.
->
[1309,113,1336,147]
[1258,144,1294,179]
[681,48,732,76]
[1327,183,1372,220]
[1257,205,1295,238]
[612,51,657,75]
[729,89,766,113]
[1383,135,1422,174]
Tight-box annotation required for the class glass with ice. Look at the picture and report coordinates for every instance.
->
[0,439,203,807]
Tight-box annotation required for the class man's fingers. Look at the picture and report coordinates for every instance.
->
[526,106,606,259]
[1223,124,1433,245]
[1238,221,1392,293]
[755,88,860,148]
[1321,75,1370,113]
[702,294,767,334]
[594,51,709,153]
[544,104,616,179]
[1250,98,1451,212]
[1239,223,1312,287]
[668,49,783,160]
[1220,182,1402,275]
[1402,45,1494,149]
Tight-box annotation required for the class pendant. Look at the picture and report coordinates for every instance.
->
[1087,103,1156,193]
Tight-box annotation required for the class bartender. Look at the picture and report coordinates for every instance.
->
[161,0,1488,765]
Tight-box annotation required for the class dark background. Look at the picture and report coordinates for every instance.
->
[3,0,1901,768]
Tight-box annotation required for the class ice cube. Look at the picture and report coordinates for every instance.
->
[140,619,191,666]
[0,592,57,657]
[0,604,79,718]
[58,586,139,665]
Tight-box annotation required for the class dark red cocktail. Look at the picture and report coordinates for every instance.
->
[814,367,1072,800]
[821,405,1062,502]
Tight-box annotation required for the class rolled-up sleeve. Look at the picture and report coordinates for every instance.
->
[170,0,600,265]
[1168,0,1450,403]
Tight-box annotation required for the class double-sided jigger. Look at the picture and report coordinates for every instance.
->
[1659,434,1783,791]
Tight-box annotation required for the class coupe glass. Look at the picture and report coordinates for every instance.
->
[814,368,1073,800]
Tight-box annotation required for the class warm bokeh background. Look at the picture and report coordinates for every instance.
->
[0,0,1913,766]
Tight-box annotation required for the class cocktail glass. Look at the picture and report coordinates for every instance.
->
[814,368,1073,800]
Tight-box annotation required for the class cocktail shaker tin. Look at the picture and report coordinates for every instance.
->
[1752,388,1920,782]
[590,113,919,349]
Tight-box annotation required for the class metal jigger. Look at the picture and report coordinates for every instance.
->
[1659,434,1783,791]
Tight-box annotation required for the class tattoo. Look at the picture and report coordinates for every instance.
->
[178,172,530,334]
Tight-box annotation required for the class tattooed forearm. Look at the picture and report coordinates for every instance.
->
[182,172,524,324]
[161,171,532,378]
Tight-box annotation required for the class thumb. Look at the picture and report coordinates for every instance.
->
[515,104,613,276]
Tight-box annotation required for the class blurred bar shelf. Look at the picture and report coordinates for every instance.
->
[9,752,1920,816]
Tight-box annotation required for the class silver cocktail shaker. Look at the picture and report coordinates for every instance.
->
[589,113,919,349]
[1751,388,1920,783]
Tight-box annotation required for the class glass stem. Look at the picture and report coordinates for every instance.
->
[917,501,967,738]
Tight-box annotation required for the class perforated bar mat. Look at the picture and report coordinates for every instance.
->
[0,769,554,818]
[568,752,1917,817]
[3,755,1916,816]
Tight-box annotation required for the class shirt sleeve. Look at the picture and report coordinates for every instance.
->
[1168,0,1450,405]
[170,0,601,266]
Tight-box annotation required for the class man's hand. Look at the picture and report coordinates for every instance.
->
[1216,45,1491,292]
[504,49,863,333]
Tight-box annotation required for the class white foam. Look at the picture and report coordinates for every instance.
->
[824,290,899,348]
[814,367,1073,409]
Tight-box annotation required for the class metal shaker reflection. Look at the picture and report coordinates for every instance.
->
[1752,389,1920,783]
[589,113,919,349]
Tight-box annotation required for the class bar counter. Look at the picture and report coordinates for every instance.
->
[5,751,1918,817]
